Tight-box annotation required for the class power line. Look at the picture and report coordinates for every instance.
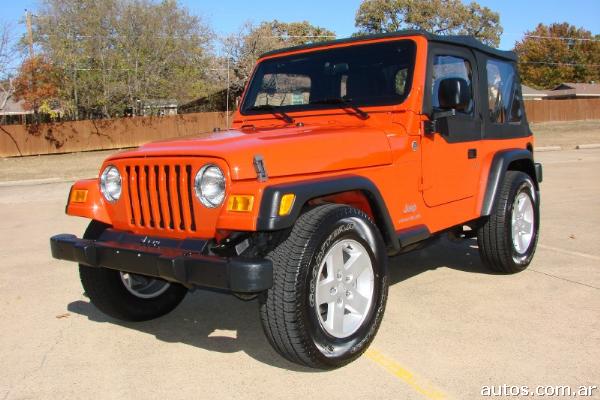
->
[34,33,335,40]
[521,61,600,68]
[505,32,600,43]
[267,35,336,38]
[522,34,600,42]
[5,60,600,70]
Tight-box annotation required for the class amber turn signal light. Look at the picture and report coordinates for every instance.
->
[227,195,254,212]
[278,194,295,216]
[70,189,88,203]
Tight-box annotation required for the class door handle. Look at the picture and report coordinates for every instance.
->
[468,149,477,159]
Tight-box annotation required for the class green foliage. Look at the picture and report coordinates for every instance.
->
[515,23,600,89]
[30,0,213,119]
[355,0,502,47]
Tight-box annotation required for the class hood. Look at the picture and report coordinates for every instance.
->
[108,123,393,180]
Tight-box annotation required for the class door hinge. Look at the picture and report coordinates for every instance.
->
[424,120,436,135]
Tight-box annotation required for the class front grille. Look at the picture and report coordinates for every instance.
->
[123,163,196,232]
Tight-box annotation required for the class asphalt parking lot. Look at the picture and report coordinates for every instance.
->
[0,148,599,399]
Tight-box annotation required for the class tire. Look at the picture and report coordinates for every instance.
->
[78,221,188,322]
[259,204,388,369]
[477,171,540,273]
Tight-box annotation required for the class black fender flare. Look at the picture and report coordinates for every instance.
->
[481,149,542,216]
[256,175,401,253]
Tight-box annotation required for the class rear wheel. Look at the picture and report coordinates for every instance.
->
[78,221,188,321]
[259,204,388,369]
[478,171,539,273]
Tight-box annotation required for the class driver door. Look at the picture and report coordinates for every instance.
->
[421,47,482,207]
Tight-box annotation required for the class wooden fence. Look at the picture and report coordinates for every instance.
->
[1,100,599,157]
[524,99,600,123]
[0,112,231,157]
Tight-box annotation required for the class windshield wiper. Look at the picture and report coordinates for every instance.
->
[246,105,294,124]
[309,98,369,120]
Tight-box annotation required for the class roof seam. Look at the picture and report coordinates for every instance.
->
[259,30,516,61]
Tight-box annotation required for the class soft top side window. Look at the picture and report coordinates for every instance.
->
[431,55,474,115]
[487,59,522,124]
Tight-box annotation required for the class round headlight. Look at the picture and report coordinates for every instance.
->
[100,165,122,202]
[195,165,226,208]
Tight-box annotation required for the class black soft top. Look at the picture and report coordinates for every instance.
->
[260,30,516,62]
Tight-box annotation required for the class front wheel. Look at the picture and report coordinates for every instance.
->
[477,171,540,273]
[79,221,188,321]
[259,204,388,369]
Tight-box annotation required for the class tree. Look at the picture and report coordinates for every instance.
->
[514,23,600,89]
[28,0,213,119]
[221,20,336,99]
[0,21,17,111]
[355,0,502,47]
[12,55,60,116]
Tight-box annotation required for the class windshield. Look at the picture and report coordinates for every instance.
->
[241,40,417,115]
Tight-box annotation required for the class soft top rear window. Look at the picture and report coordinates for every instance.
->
[241,40,417,115]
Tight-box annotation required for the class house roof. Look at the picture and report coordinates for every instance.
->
[521,82,600,100]
[140,99,178,108]
[260,30,516,61]
[521,85,548,97]
[0,93,33,115]
[553,83,600,96]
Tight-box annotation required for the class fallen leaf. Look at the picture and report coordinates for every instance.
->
[568,234,576,239]
[56,313,70,319]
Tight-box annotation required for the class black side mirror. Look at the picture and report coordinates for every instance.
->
[426,77,471,135]
[438,77,470,112]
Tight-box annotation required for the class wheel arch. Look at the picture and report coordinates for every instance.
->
[480,149,540,216]
[256,175,401,253]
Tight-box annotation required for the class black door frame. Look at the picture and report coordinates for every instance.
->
[423,43,483,143]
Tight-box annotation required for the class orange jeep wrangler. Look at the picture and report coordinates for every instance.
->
[51,31,542,369]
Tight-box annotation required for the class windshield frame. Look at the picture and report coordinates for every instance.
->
[239,39,417,116]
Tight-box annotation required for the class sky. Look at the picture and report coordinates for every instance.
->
[2,0,599,52]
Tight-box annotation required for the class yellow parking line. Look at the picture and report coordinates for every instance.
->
[365,348,448,400]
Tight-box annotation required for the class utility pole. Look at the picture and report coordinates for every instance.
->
[226,57,230,128]
[25,10,34,59]
[25,9,36,123]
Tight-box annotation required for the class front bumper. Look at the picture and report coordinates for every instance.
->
[50,230,272,293]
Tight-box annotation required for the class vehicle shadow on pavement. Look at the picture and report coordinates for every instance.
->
[388,237,498,284]
[67,291,317,372]
[66,237,491,371]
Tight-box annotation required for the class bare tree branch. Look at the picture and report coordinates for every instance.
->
[0,20,17,110]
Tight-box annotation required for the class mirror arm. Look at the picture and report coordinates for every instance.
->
[424,109,456,135]
[432,109,456,120]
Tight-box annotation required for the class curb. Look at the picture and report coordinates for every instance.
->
[0,177,73,187]
[535,146,562,152]
[576,144,600,150]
